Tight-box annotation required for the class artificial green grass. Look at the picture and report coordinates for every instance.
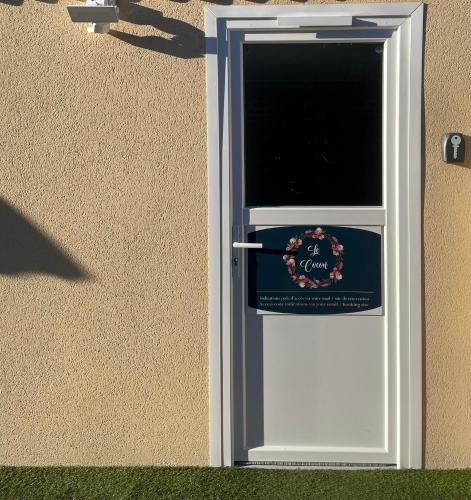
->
[1,467,471,499]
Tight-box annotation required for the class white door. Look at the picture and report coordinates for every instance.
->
[206,4,423,468]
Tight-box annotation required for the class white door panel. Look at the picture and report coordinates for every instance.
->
[248,315,386,448]
[232,33,391,465]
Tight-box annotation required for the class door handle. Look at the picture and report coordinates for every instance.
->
[232,242,263,249]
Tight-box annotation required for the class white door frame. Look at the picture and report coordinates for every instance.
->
[205,2,424,469]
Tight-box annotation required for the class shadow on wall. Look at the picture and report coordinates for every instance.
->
[109,0,205,58]
[0,0,59,5]
[111,0,315,56]
[0,199,90,280]
[0,0,312,58]
[0,0,207,58]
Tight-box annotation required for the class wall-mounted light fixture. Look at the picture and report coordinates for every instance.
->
[67,0,119,34]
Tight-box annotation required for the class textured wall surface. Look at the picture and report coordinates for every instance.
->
[421,1,471,468]
[0,0,470,467]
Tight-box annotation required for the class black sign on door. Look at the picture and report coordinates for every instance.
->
[247,226,382,315]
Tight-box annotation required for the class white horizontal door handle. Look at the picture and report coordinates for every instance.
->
[232,242,263,249]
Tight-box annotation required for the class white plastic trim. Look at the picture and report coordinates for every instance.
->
[277,15,353,27]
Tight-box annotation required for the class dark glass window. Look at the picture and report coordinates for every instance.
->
[243,43,383,206]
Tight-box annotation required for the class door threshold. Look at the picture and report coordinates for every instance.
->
[235,461,397,470]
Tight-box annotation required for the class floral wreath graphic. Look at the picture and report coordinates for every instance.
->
[283,227,344,289]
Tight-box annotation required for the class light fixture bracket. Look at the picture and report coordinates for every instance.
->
[67,0,119,34]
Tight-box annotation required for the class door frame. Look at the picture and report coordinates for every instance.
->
[205,2,424,468]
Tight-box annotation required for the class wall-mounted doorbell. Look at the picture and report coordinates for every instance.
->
[442,133,466,163]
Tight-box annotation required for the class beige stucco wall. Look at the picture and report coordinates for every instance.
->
[0,0,470,467]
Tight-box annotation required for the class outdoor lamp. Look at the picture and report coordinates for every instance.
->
[67,0,119,34]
